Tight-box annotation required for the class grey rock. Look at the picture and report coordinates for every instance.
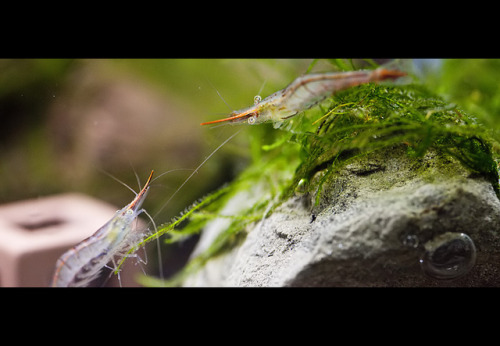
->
[183,145,500,286]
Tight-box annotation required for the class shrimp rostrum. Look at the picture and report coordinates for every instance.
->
[200,66,407,128]
[51,170,155,287]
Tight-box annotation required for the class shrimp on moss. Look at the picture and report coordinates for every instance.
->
[200,65,407,128]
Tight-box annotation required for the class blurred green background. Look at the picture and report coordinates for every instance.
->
[1,58,499,278]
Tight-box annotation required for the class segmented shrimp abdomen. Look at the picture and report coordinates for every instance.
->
[52,235,113,287]
[280,71,372,114]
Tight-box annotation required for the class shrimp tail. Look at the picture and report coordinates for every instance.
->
[371,68,407,81]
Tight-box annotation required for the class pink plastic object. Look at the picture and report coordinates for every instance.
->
[0,193,143,287]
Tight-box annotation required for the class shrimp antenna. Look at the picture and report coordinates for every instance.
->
[126,159,142,192]
[205,78,233,112]
[256,79,267,98]
[151,129,241,220]
[149,168,196,185]
[98,168,139,196]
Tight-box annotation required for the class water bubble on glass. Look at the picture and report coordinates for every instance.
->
[419,232,476,280]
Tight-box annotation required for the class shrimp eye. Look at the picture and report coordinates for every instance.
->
[247,115,257,125]
[253,95,262,105]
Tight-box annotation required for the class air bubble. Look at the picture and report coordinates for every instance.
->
[247,115,257,125]
[419,232,476,280]
[295,178,308,194]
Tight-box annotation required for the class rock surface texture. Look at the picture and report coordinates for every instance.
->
[183,145,500,286]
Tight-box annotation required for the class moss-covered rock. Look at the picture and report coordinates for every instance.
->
[142,65,500,286]
[180,144,500,286]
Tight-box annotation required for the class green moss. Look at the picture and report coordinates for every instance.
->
[285,82,499,197]
[140,61,500,286]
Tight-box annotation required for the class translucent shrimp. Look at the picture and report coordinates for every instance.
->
[112,129,242,275]
[51,128,241,287]
[200,66,407,128]
[51,170,155,287]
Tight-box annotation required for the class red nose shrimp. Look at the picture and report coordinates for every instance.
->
[51,170,155,287]
[51,129,241,287]
[200,67,407,128]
